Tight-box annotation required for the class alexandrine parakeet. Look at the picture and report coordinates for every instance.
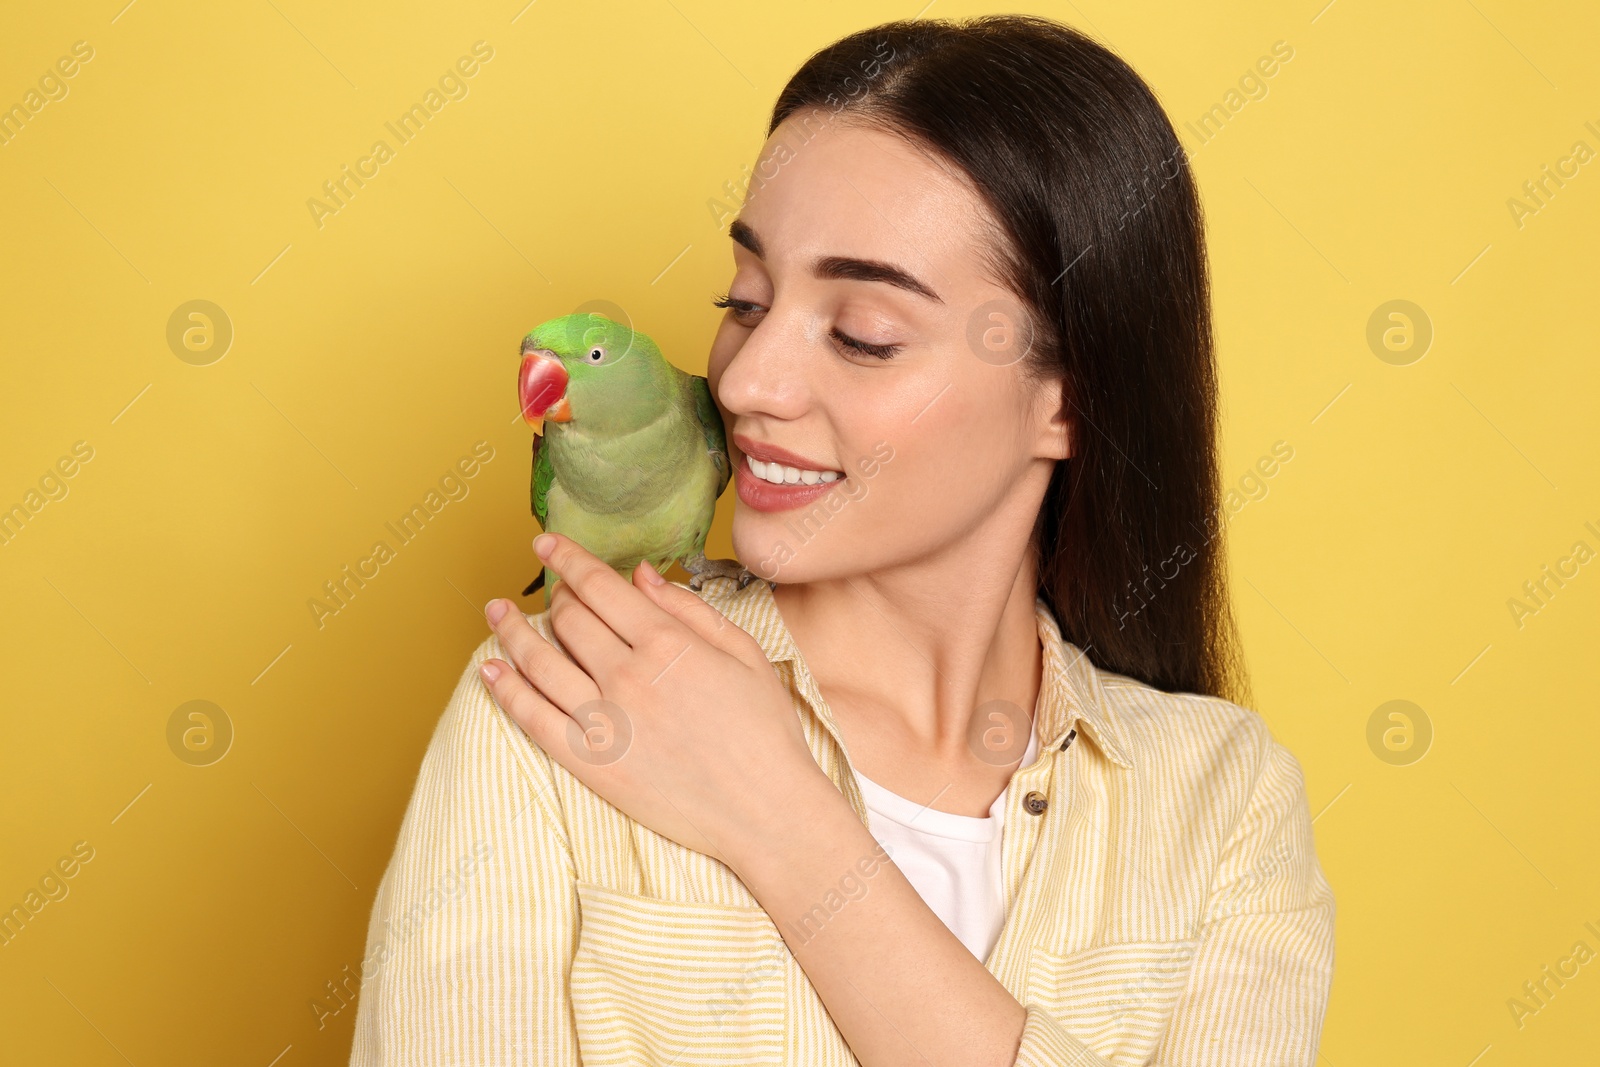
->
[516,312,757,606]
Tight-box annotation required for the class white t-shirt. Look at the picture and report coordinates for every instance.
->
[852,716,1041,962]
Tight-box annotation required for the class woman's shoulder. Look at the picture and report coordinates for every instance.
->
[1089,662,1309,801]
[1096,666,1272,747]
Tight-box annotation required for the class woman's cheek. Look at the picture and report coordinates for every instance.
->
[832,442,906,525]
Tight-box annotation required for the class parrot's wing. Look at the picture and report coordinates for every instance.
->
[690,374,730,498]
[530,430,554,528]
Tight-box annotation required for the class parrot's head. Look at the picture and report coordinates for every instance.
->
[517,313,675,434]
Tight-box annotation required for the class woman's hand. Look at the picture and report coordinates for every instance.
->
[478,532,831,871]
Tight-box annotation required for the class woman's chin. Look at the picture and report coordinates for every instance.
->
[731,517,805,585]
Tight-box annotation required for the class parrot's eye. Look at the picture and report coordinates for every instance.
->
[587,346,606,363]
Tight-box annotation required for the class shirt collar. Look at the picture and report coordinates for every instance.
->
[1030,594,1134,769]
[717,577,1134,771]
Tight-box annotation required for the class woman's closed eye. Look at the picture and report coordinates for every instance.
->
[711,292,764,325]
[711,291,902,361]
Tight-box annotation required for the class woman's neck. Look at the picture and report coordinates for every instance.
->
[770,548,1045,815]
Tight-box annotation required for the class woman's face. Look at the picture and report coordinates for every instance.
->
[708,109,1071,584]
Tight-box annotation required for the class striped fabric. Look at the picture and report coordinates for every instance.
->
[350,573,1335,1066]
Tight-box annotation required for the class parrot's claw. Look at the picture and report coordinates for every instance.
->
[681,552,765,592]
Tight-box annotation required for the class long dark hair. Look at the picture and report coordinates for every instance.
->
[767,14,1250,706]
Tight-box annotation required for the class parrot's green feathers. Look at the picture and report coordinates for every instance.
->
[530,432,554,528]
[518,312,733,602]
[691,374,730,498]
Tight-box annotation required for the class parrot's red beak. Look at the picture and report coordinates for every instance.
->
[519,348,572,424]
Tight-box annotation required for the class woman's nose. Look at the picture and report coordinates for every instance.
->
[715,310,815,420]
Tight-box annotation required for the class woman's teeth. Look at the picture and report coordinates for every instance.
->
[746,454,841,486]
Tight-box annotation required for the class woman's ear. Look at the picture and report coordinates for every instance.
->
[1036,376,1074,461]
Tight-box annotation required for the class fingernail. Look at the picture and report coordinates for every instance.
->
[533,533,555,558]
[480,662,502,682]
[640,559,666,586]
[485,599,509,625]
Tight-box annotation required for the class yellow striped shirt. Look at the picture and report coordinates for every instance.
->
[350,573,1335,1065]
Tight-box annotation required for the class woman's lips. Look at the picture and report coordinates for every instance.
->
[734,458,844,513]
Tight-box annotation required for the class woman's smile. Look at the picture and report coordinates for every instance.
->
[734,453,842,512]
[732,430,845,512]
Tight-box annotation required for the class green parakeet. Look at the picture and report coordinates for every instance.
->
[516,311,757,606]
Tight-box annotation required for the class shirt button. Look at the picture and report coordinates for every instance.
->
[1022,791,1048,815]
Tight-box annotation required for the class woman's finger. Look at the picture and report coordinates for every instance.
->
[484,599,596,712]
[632,561,768,667]
[535,532,663,649]
[479,656,572,759]
[479,656,624,784]
[547,580,634,683]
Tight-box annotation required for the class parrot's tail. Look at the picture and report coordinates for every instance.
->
[521,572,544,597]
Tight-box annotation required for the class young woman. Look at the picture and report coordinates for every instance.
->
[351,14,1334,1067]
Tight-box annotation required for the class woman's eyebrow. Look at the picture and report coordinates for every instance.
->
[814,254,944,304]
[729,218,944,304]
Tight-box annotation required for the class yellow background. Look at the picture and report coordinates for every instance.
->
[2,0,1596,1063]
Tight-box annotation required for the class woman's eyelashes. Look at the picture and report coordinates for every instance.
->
[829,328,900,360]
[710,292,902,361]
[710,292,763,325]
